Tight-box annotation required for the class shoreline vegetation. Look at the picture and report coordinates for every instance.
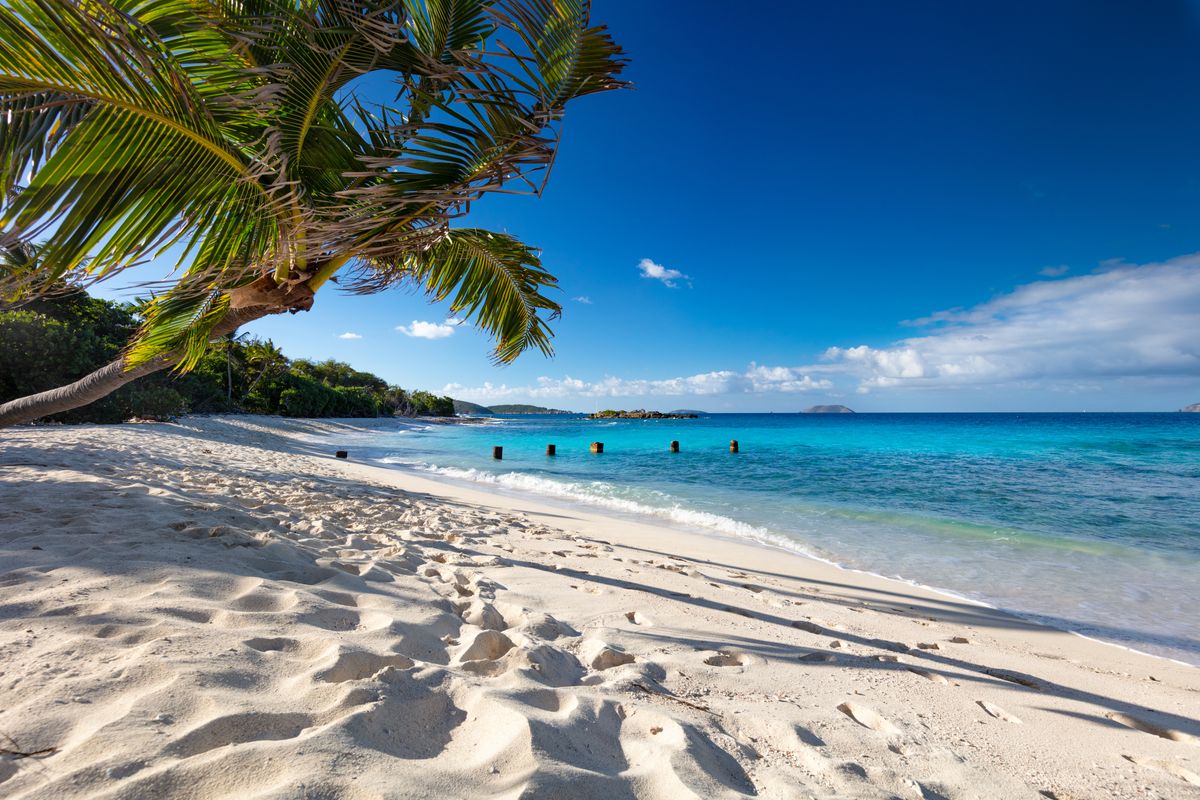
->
[0,288,457,424]
[2,416,1197,799]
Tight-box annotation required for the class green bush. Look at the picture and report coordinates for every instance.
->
[0,308,131,423]
[125,385,187,420]
[327,386,381,417]
[279,376,334,417]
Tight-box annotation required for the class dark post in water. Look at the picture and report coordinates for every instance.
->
[492,446,503,460]
[546,444,556,456]
[590,442,604,454]
[670,440,680,453]
[335,450,348,459]
[729,439,739,454]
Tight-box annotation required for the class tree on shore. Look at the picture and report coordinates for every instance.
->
[0,0,626,427]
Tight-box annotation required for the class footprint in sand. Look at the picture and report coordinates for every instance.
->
[1123,754,1200,786]
[703,650,749,668]
[317,650,415,683]
[906,667,949,685]
[624,611,653,627]
[244,636,302,653]
[983,668,1042,690]
[311,589,358,608]
[166,711,314,758]
[460,630,516,662]
[837,702,901,738]
[976,700,1022,724]
[1106,712,1199,746]
[461,600,508,631]
[229,589,298,613]
[581,640,635,671]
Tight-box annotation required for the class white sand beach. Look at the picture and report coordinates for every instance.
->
[1,416,1198,799]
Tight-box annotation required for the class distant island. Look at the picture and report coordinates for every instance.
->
[451,400,573,415]
[1182,403,1200,412]
[668,409,707,416]
[589,409,699,420]
[451,399,493,415]
[491,404,573,415]
[801,405,855,414]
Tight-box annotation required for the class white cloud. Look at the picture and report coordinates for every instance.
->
[638,258,691,288]
[397,320,457,339]
[443,363,832,401]
[573,296,593,304]
[1038,265,1070,277]
[337,332,362,340]
[824,254,1200,392]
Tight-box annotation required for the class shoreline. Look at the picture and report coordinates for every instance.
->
[2,415,1199,798]
[363,420,1198,669]
[340,430,1200,671]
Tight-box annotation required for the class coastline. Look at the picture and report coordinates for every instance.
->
[2,415,1198,798]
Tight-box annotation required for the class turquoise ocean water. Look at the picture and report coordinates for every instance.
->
[320,413,1200,665]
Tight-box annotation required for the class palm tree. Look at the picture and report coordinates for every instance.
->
[241,338,288,403]
[0,0,625,427]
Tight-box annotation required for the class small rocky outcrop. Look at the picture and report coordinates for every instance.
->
[588,409,698,420]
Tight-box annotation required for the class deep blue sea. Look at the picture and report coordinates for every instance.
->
[319,413,1200,665]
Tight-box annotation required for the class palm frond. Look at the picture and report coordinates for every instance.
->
[403,0,494,62]
[329,0,625,256]
[0,91,93,200]
[126,283,231,371]
[0,0,279,283]
[490,0,629,110]
[355,227,559,363]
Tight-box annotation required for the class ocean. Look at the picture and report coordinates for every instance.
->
[317,412,1200,665]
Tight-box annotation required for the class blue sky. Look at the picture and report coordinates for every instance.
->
[98,1,1200,411]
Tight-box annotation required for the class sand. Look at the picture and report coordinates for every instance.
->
[1,415,1197,799]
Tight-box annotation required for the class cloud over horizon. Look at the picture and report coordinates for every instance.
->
[440,255,1200,406]
[443,363,831,402]
[638,258,690,288]
[824,254,1200,393]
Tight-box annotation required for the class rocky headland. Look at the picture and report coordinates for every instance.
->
[588,409,699,420]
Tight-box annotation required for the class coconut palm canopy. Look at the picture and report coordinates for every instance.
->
[0,0,627,369]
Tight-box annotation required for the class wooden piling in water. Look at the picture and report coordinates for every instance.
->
[546,444,556,456]
[729,439,739,454]
[670,440,680,453]
[492,446,503,460]
[335,450,348,459]
[590,442,604,454]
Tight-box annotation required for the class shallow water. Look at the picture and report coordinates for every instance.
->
[321,412,1200,665]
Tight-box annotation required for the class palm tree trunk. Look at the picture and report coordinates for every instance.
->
[0,306,272,428]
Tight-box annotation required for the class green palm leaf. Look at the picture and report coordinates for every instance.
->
[361,227,559,363]
[0,0,278,283]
